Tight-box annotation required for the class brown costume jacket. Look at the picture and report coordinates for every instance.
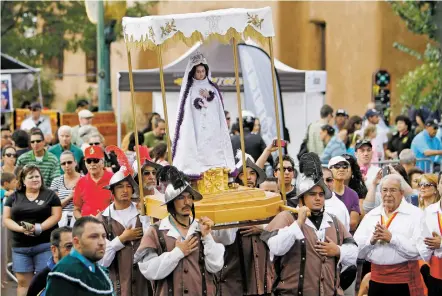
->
[263,211,355,296]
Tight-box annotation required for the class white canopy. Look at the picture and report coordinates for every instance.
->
[122,7,275,50]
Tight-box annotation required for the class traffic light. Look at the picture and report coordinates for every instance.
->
[372,69,391,124]
[373,69,391,106]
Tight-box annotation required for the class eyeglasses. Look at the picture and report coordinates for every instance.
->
[143,170,157,176]
[30,139,43,144]
[332,164,349,170]
[89,142,101,146]
[1,135,11,139]
[325,177,334,183]
[4,153,16,158]
[86,158,101,164]
[61,161,74,166]
[275,166,295,172]
[419,182,435,188]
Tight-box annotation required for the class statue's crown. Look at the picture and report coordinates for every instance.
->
[190,51,207,65]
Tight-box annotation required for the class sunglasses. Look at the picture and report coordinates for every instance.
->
[4,153,16,158]
[279,166,294,173]
[31,108,41,112]
[226,117,231,120]
[89,142,101,146]
[30,139,43,144]
[86,158,101,164]
[143,170,157,176]
[325,177,334,183]
[419,182,435,188]
[61,161,74,166]
[332,164,349,170]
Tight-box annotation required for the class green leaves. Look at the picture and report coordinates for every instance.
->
[389,1,442,112]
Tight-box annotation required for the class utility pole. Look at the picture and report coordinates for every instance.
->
[97,0,108,111]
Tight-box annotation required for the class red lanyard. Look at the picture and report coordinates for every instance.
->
[437,212,442,236]
[380,212,398,229]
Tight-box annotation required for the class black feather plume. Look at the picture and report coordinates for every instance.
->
[157,165,187,189]
[299,152,323,182]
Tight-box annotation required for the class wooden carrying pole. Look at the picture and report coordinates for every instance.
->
[126,48,146,215]
[268,37,287,204]
[157,46,173,164]
[232,38,248,185]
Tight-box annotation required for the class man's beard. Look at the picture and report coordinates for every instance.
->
[144,184,155,191]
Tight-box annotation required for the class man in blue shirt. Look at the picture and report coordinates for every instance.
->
[411,118,442,172]
[320,124,347,164]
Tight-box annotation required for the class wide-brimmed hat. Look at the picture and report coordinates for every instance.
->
[131,145,163,178]
[290,152,332,202]
[104,166,138,195]
[162,182,202,206]
[234,150,266,186]
[294,176,332,200]
[159,166,203,206]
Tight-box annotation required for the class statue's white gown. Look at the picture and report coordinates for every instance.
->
[172,77,235,177]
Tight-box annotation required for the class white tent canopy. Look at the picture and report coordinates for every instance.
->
[117,40,326,157]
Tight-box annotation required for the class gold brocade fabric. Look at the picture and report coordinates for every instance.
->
[124,25,270,52]
[195,167,231,195]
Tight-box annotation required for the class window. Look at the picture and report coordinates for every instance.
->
[86,52,97,83]
[310,20,326,71]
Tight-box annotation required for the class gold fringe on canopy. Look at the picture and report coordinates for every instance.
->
[124,25,269,52]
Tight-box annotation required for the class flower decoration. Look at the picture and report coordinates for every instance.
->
[207,91,215,102]
[160,19,177,38]
[193,98,204,109]
[247,13,264,29]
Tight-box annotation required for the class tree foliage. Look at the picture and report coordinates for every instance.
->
[389,1,442,111]
[1,1,152,107]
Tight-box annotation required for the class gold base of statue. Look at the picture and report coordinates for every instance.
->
[144,185,285,224]
[195,167,231,194]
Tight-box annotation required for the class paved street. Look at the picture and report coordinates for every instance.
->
[2,281,17,296]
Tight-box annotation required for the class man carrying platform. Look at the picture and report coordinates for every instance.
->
[261,153,358,296]
[99,165,152,296]
[215,154,274,296]
[136,166,224,296]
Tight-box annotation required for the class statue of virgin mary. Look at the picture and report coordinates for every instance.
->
[172,52,235,177]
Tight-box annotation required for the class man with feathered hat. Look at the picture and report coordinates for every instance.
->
[261,153,358,295]
[136,166,225,296]
[98,157,152,295]
[215,152,274,296]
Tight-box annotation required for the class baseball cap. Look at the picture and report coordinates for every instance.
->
[365,108,380,118]
[30,102,42,110]
[328,156,350,169]
[336,109,348,117]
[78,109,94,119]
[425,118,439,128]
[84,146,104,159]
[355,139,373,150]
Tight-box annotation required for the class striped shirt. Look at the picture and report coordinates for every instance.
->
[50,175,78,211]
[16,150,61,187]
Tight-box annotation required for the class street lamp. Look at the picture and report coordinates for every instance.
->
[85,0,127,111]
